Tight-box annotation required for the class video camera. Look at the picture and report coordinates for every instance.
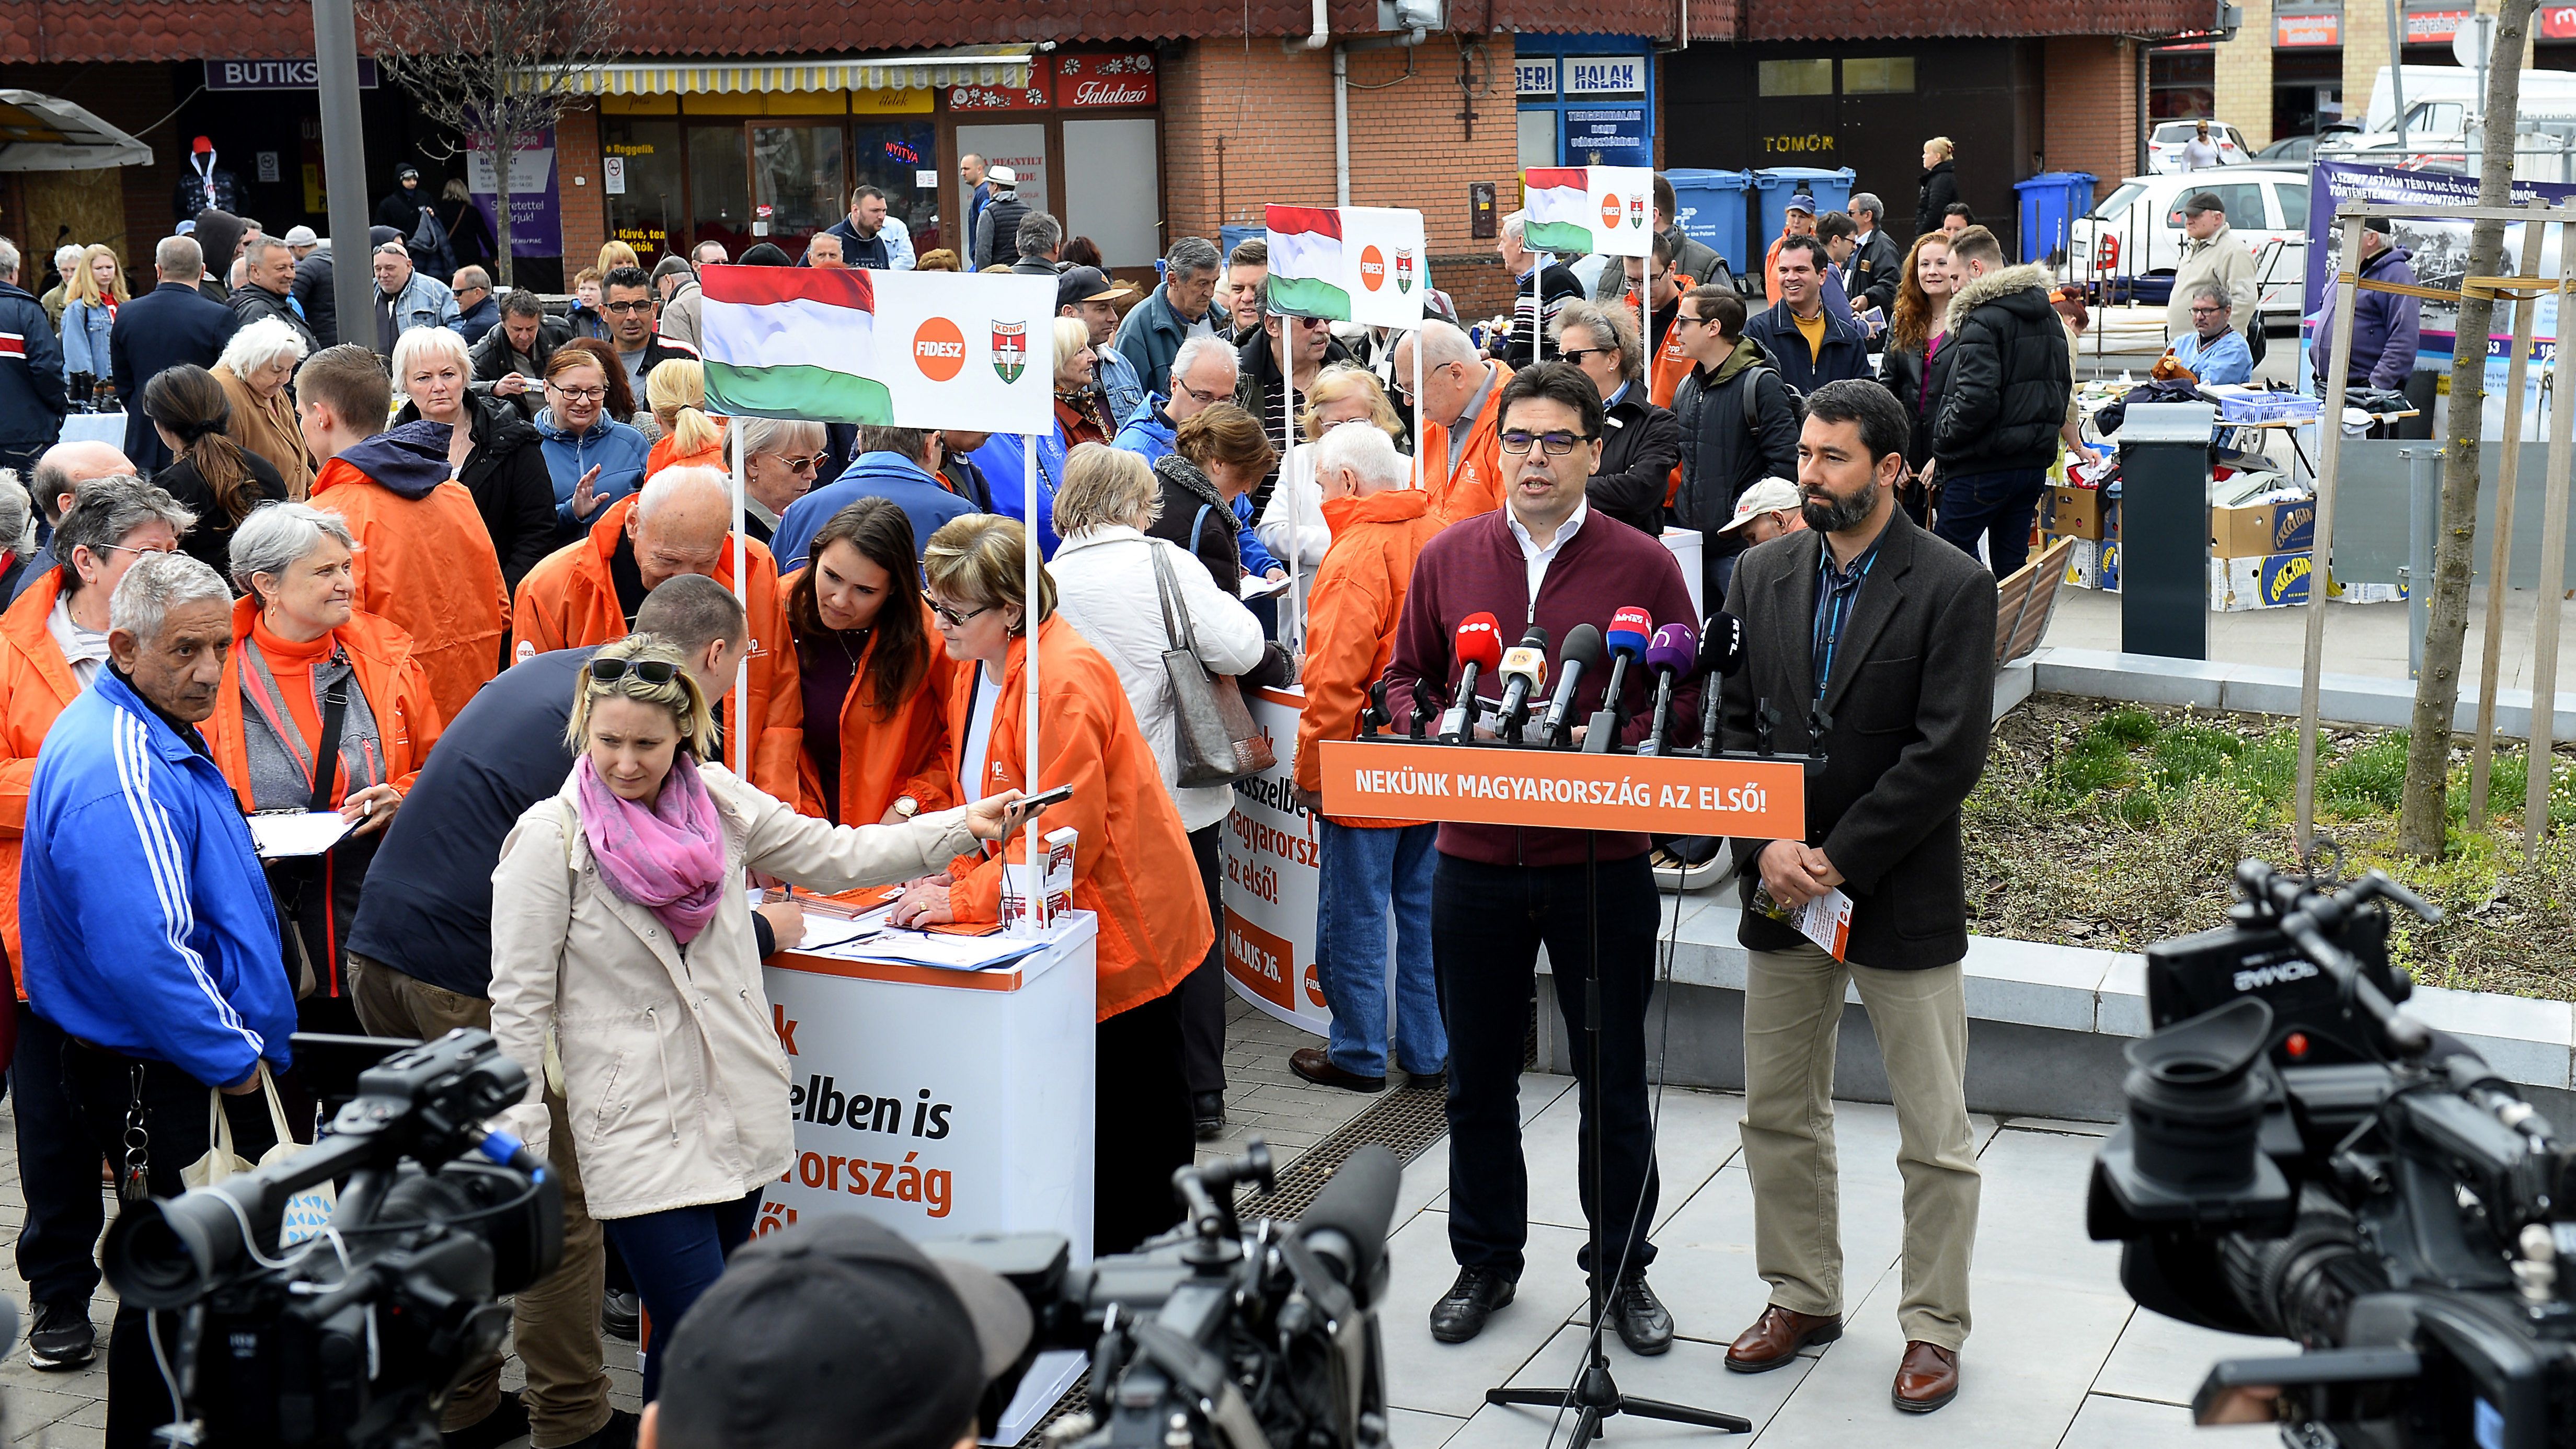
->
[2089,859,2576,1448]
[932,1142,1401,1449]
[102,1029,562,1449]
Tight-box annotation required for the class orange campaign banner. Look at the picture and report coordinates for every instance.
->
[1318,740,1807,838]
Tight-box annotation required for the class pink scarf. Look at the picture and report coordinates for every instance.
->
[575,752,726,944]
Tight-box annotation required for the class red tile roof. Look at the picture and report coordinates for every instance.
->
[5,0,2206,65]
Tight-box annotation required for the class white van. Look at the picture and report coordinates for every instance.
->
[2359,65,2576,134]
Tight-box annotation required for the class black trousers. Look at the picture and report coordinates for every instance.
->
[1434,850,1660,1282]
[1095,989,1195,1257]
[63,1044,281,1449]
[1178,824,1230,1098]
[12,1004,106,1307]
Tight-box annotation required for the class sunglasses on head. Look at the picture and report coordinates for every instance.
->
[589,657,678,685]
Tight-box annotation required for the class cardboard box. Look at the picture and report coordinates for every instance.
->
[2044,487,2112,541]
[2326,568,2409,605]
[2210,499,2317,558]
[2057,537,2119,591]
[2208,550,2313,612]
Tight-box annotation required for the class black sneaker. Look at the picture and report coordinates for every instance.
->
[556,1408,641,1449]
[440,1389,528,1449]
[26,1300,94,1371]
[1429,1266,1516,1343]
[602,1287,641,1341]
[1602,1267,1675,1356]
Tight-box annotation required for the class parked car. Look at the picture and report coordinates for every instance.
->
[2147,120,2253,174]
[2252,128,2353,165]
[2067,167,2309,320]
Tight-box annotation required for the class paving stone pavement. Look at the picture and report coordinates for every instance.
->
[0,997,2292,1448]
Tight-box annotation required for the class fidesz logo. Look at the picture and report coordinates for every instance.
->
[2234,960,2319,992]
[1359,244,1386,292]
[913,317,965,382]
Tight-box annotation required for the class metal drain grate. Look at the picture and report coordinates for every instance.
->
[1014,1079,1451,1446]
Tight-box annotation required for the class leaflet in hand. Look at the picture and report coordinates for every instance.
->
[1747,881,1854,961]
[1239,573,1293,601]
[248,811,354,859]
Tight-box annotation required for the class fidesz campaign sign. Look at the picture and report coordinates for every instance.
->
[699,267,1057,431]
[2305,159,2571,368]
[1223,688,1336,1034]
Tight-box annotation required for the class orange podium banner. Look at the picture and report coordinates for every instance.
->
[1318,739,1806,838]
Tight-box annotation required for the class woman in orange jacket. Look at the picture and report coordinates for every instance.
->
[786,496,956,825]
[890,514,1210,1256]
[642,357,726,478]
[203,502,445,1037]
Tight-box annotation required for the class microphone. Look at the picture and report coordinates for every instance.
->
[1696,611,1747,759]
[1495,625,1550,742]
[1293,1145,1401,1309]
[1436,612,1504,744]
[1542,624,1606,748]
[1581,606,1653,754]
[1637,622,1698,756]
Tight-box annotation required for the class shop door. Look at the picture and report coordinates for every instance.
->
[689,125,752,261]
[1062,118,1159,268]
[955,122,1049,264]
[751,122,846,262]
[854,119,942,257]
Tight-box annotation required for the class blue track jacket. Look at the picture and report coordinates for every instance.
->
[19,672,294,1087]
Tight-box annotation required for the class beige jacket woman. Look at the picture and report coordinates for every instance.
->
[215,362,318,499]
[489,762,976,1220]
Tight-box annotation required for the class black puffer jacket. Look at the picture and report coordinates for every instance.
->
[1670,336,1800,561]
[1929,263,2070,475]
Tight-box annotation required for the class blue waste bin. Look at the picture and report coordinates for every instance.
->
[1750,167,1856,263]
[1662,168,1752,274]
[2015,171,2098,266]
[1218,223,1264,263]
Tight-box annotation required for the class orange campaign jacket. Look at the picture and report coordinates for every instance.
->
[942,615,1210,1021]
[310,457,507,724]
[645,416,727,479]
[200,596,447,812]
[0,570,86,986]
[795,599,960,826]
[1294,489,1436,828]
[511,493,804,801]
[1422,359,1514,532]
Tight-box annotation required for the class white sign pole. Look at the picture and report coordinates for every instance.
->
[1022,435,1045,931]
[1412,326,1424,492]
[730,434,749,776]
[1281,319,1301,647]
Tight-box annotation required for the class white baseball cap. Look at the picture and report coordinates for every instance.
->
[282,225,320,247]
[1717,477,1803,533]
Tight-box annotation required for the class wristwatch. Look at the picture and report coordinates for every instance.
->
[893,795,921,820]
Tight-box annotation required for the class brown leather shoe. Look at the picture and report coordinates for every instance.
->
[1289,1047,1386,1093]
[1722,1305,1842,1373]
[1892,1341,1960,1413]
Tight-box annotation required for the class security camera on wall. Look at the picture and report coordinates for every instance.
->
[1379,0,1446,32]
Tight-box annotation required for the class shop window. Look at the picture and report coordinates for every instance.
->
[603,118,683,268]
[1757,60,1833,97]
[2150,50,2215,122]
[752,124,845,255]
[689,126,751,257]
[853,121,941,255]
[1063,118,1160,267]
[1518,108,1558,172]
[1841,58,1915,94]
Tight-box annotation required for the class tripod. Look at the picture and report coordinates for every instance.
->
[1481,833,1749,1449]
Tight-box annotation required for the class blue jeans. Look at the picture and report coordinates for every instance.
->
[1316,820,1444,1078]
[601,1187,763,1402]
[1930,465,2049,577]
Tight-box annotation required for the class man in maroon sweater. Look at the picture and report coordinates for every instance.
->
[1382,362,1702,1354]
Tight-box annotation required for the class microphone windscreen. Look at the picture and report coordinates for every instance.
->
[1644,623,1697,674]
[1454,612,1504,672]
[1699,611,1747,677]
[1559,623,1606,672]
[1605,606,1653,658]
[1517,624,1551,654]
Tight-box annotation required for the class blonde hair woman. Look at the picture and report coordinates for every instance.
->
[489,633,1026,1405]
[1251,362,1409,580]
[58,243,130,395]
[1917,136,1959,239]
[896,513,1213,1252]
[644,356,724,476]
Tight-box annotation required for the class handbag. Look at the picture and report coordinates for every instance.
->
[1150,538,1274,788]
[182,1066,338,1238]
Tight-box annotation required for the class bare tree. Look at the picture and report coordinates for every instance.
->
[2398,0,2542,858]
[359,0,622,288]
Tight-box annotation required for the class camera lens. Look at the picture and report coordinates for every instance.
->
[2122,996,2275,1193]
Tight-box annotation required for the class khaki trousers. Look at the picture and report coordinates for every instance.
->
[1739,942,1980,1351]
[350,954,613,1448]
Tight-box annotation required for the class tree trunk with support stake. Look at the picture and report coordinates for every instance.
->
[2398,0,2540,859]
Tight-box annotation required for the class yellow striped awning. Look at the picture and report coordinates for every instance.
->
[548,48,1033,97]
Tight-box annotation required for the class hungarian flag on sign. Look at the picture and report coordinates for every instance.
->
[1521,168,1594,256]
[698,264,894,424]
[1264,204,1350,321]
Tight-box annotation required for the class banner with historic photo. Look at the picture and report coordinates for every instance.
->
[2304,159,2571,369]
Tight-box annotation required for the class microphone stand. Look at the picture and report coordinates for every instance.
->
[1482,828,1751,1448]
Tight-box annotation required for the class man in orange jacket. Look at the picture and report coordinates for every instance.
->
[296,343,507,723]
[512,465,803,801]
[1287,421,1445,1095]
[1625,230,1694,410]
[1392,320,1511,532]
[0,469,193,1372]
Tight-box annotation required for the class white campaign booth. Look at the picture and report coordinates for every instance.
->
[699,267,1097,1258]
